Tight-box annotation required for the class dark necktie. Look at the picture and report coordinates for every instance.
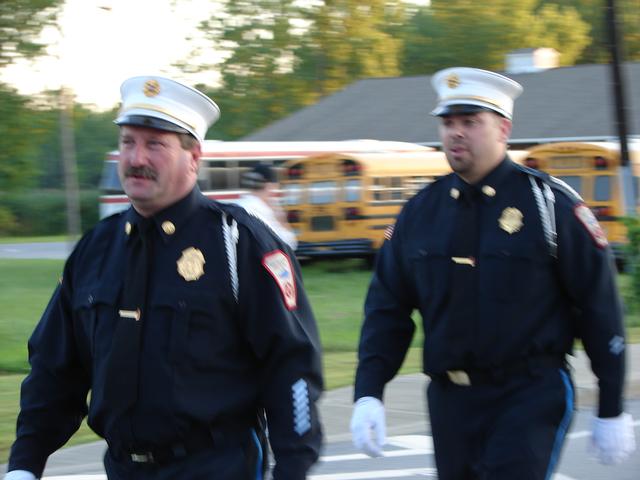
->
[448,184,479,360]
[104,217,154,420]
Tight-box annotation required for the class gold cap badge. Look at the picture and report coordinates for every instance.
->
[446,73,460,89]
[177,247,205,281]
[143,79,161,97]
[498,207,523,234]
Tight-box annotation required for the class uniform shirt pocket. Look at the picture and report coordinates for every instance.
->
[479,241,540,302]
[153,288,242,371]
[409,245,451,307]
[72,283,121,362]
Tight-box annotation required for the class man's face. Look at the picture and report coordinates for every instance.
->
[438,111,511,184]
[117,125,201,216]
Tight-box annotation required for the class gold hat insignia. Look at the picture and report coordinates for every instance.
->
[177,247,205,281]
[498,207,523,234]
[446,73,460,89]
[143,79,161,97]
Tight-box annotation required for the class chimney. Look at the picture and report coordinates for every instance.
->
[505,48,559,74]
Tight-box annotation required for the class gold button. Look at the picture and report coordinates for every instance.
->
[125,222,132,235]
[482,185,496,197]
[162,221,176,235]
[450,188,460,199]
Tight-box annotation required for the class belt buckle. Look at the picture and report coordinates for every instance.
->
[446,370,471,386]
[130,452,154,463]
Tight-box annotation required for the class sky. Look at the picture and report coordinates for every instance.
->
[1,0,430,111]
[1,0,221,110]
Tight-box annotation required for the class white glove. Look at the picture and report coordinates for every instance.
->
[4,471,37,480]
[590,412,636,465]
[350,396,386,457]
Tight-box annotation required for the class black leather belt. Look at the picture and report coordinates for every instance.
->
[113,423,253,465]
[433,354,567,387]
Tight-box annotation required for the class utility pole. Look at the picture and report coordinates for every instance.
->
[59,85,82,244]
[605,0,635,214]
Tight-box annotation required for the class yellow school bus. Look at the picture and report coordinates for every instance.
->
[281,150,451,260]
[523,140,640,263]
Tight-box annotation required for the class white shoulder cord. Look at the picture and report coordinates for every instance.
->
[222,212,240,303]
[528,175,557,258]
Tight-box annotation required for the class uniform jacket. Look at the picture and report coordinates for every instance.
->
[355,157,625,418]
[9,188,323,479]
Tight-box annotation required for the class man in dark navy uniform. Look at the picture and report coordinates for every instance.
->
[350,67,635,478]
[6,76,323,480]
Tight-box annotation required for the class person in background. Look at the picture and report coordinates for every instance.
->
[6,75,323,480]
[233,163,298,250]
[350,66,635,479]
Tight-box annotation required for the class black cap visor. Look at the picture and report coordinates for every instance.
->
[115,114,191,135]
[435,104,501,117]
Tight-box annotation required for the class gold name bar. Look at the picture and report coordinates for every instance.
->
[451,257,476,267]
[118,309,141,321]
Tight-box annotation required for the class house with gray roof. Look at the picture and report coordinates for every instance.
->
[242,57,640,148]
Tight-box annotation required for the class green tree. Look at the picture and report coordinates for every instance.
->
[0,83,46,190]
[529,3,591,66]
[540,0,640,63]
[194,0,407,139]
[194,0,311,139]
[294,0,406,98]
[0,0,63,68]
[399,0,589,74]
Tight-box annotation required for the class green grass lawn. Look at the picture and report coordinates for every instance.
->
[0,256,638,464]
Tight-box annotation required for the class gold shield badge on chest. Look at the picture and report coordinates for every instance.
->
[177,247,205,281]
[498,207,523,234]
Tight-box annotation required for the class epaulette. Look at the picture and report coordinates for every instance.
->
[207,200,280,252]
[515,163,583,203]
[514,163,559,258]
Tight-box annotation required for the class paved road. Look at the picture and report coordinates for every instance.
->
[2,345,639,479]
[0,242,72,260]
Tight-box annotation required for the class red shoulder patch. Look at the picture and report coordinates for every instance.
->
[574,204,608,249]
[262,250,297,310]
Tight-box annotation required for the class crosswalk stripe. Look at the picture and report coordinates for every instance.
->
[308,467,438,479]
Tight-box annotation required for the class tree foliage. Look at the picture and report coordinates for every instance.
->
[0,83,45,190]
[196,0,407,139]
[541,0,640,63]
[294,0,406,98]
[400,0,590,74]
[0,0,63,69]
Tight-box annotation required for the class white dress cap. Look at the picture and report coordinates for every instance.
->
[115,76,220,143]
[431,67,523,120]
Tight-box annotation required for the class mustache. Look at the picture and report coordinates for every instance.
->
[125,166,157,180]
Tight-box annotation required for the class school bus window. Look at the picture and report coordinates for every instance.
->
[310,181,337,204]
[594,175,611,201]
[344,179,361,202]
[390,177,403,200]
[557,176,582,196]
[405,176,434,197]
[372,177,386,201]
[284,183,303,206]
[99,161,122,193]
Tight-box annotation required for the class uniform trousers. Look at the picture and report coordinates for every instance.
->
[103,429,264,480]
[427,367,574,480]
